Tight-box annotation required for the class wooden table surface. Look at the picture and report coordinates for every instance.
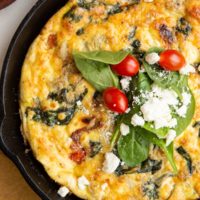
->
[0,1,40,199]
[0,151,40,200]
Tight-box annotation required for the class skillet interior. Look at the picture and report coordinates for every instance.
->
[0,0,80,199]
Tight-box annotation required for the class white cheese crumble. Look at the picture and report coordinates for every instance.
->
[176,92,191,117]
[140,66,146,73]
[125,108,131,113]
[141,98,175,129]
[76,100,82,106]
[144,0,154,2]
[145,52,160,65]
[166,129,176,146]
[102,152,120,174]
[120,123,130,136]
[132,84,179,129]
[182,92,191,106]
[131,114,145,127]
[120,76,132,91]
[57,186,69,197]
[179,63,196,75]
[78,176,90,190]
[82,106,89,115]
[151,84,178,106]
[101,183,108,191]
[66,137,73,146]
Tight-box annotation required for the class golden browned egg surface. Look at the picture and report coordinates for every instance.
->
[20,0,200,199]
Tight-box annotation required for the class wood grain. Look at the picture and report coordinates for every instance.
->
[0,150,40,200]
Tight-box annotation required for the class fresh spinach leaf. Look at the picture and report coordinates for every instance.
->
[137,158,162,174]
[143,61,180,89]
[126,68,194,138]
[138,128,177,173]
[143,124,169,138]
[176,146,193,174]
[73,50,129,64]
[110,115,125,148]
[143,47,182,89]
[73,55,119,91]
[117,127,150,167]
[123,72,152,123]
[132,72,152,93]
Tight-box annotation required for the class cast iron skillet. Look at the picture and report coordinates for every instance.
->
[0,0,80,199]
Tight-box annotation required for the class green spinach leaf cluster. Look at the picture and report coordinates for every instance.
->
[72,48,195,173]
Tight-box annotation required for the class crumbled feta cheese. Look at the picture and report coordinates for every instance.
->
[176,105,188,117]
[101,183,108,190]
[78,176,90,190]
[120,77,132,91]
[66,137,73,146]
[76,100,82,106]
[131,114,145,127]
[140,66,146,73]
[166,130,176,146]
[144,0,154,2]
[121,161,125,166]
[57,186,69,197]
[182,92,191,106]
[145,52,160,65]
[120,123,130,136]
[134,84,180,129]
[125,108,131,113]
[133,96,141,105]
[151,84,178,106]
[168,118,177,128]
[102,152,120,174]
[82,106,89,115]
[179,63,196,75]
[176,92,191,117]
[141,97,174,129]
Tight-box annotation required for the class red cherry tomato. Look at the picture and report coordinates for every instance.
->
[103,87,128,113]
[159,50,186,71]
[111,55,140,76]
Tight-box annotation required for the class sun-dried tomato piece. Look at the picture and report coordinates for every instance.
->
[69,148,86,164]
[47,34,57,48]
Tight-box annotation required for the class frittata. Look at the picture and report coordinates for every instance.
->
[20,0,200,199]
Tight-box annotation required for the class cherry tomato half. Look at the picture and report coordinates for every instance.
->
[103,87,128,113]
[159,50,186,71]
[111,55,140,76]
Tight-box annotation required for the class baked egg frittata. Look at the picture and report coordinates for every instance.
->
[20,0,200,199]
